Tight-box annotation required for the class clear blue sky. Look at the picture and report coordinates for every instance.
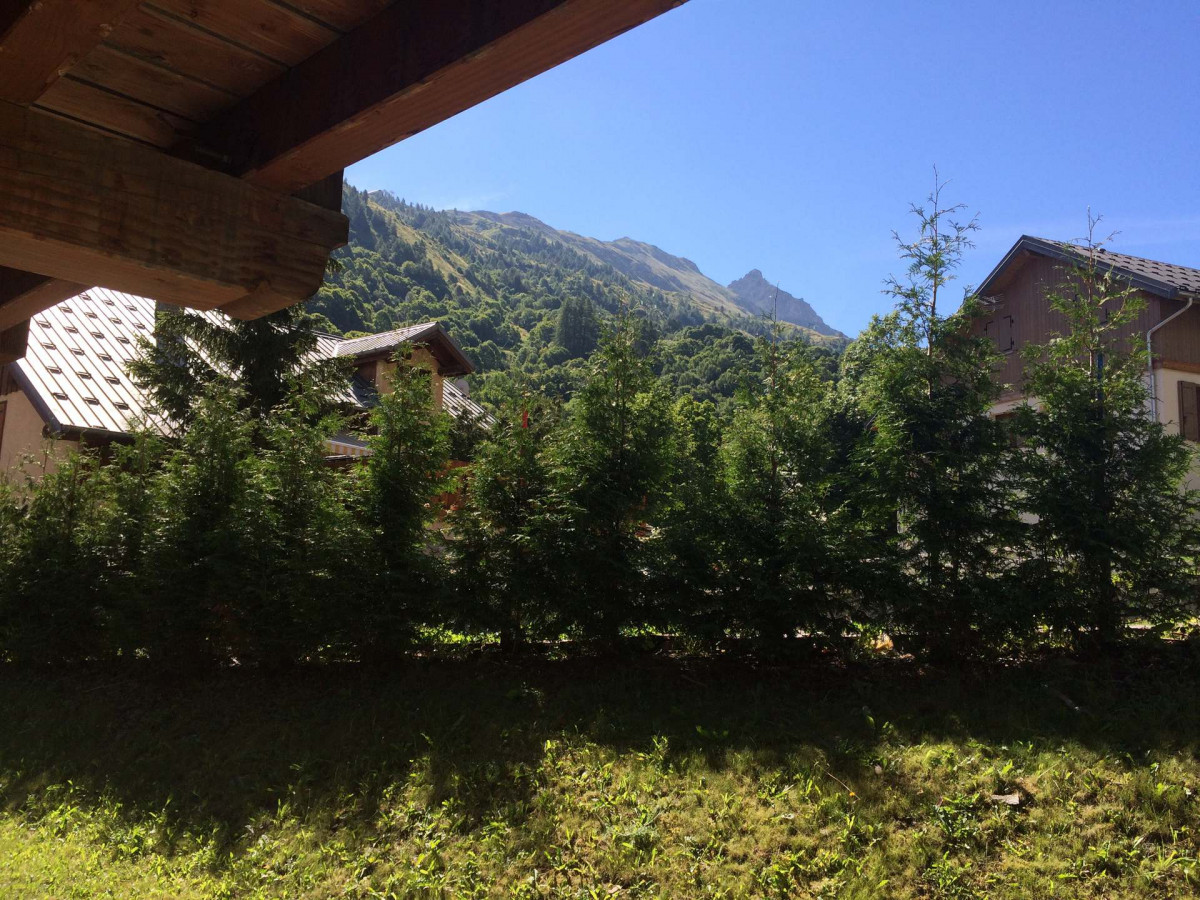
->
[347,0,1200,337]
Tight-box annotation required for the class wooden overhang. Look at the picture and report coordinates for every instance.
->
[0,0,688,362]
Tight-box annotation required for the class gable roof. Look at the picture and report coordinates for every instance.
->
[10,289,481,438]
[979,235,1200,301]
[335,321,474,376]
[14,288,168,438]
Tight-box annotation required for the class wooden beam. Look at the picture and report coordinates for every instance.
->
[292,170,346,212]
[0,319,28,365]
[0,268,86,332]
[0,266,78,363]
[0,0,142,105]
[0,101,348,322]
[181,0,687,191]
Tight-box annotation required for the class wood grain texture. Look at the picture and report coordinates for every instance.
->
[67,44,235,120]
[277,0,393,32]
[0,268,86,333]
[147,0,339,67]
[184,0,688,189]
[36,77,197,146]
[974,253,1165,400]
[106,6,285,97]
[0,102,347,320]
[0,0,141,104]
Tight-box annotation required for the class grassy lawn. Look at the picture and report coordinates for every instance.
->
[2,641,1200,898]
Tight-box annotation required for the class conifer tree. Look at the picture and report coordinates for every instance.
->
[129,304,348,431]
[355,352,452,658]
[720,333,838,646]
[554,295,600,359]
[649,395,727,638]
[139,384,263,668]
[849,180,1020,654]
[451,397,568,649]
[550,315,674,642]
[1015,222,1200,643]
[0,450,112,663]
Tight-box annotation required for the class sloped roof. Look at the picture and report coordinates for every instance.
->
[334,323,444,357]
[980,235,1200,300]
[11,289,482,437]
[16,288,168,437]
[443,379,493,425]
[335,321,474,376]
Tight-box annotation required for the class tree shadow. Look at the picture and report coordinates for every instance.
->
[2,638,1199,856]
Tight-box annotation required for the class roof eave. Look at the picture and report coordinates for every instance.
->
[8,361,62,434]
[979,235,1181,301]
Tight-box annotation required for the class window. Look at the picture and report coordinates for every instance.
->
[983,315,1016,352]
[1179,381,1200,441]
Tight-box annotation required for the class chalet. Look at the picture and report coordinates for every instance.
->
[0,288,487,478]
[973,236,1200,438]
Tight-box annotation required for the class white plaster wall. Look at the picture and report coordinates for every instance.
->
[991,372,1200,493]
[1153,367,1200,491]
[0,388,75,485]
[988,396,1039,417]
[1154,367,1193,436]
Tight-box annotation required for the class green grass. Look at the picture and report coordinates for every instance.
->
[3,641,1200,898]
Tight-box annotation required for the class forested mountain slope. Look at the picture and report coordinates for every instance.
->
[309,186,842,406]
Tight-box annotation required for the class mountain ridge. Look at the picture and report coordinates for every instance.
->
[447,207,843,337]
[726,269,840,336]
[313,187,845,408]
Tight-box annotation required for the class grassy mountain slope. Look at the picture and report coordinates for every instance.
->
[454,210,747,318]
[308,186,841,406]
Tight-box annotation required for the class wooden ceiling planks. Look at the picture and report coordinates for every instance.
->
[0,0,143,104]
[105,6,287,96]
[186,0,688,191]
[35,77,197,147]
[278,0,393,33]
[67,44,235,122]
[146,0,341,67]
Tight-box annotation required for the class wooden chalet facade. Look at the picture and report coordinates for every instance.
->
[0,288,487,479]
[972,236,1200,441]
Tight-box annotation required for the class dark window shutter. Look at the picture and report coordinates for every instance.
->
[1180,381,1200,441]
[1004,315,1015,351]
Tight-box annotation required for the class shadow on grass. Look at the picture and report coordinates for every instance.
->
[2,637,1200,852]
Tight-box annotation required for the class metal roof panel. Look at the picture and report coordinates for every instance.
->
[13,289,483,437]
